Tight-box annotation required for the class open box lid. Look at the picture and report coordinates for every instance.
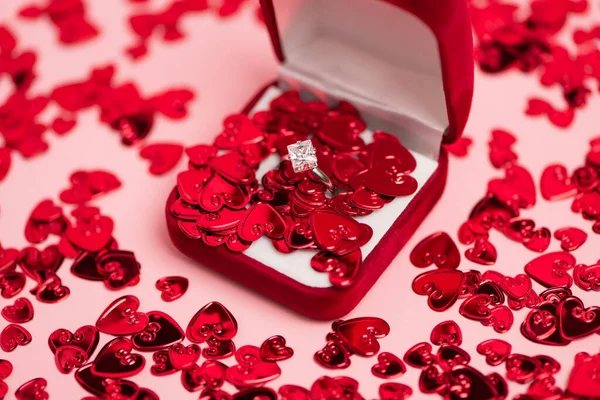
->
[259,0,474,150]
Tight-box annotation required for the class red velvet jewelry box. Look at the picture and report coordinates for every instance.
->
[165,0,474,320]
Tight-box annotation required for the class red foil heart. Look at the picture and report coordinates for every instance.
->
[95,250,141,290]
[19,245,64,283]
[334,317,390,356]
[410,232,461,269]
[0,323,32,352]
[75,363,139,398]
[525,251,575,288]
[419,365,449,394]
[186,302,238,344]
[259,335,293,362]
[181,360,228,392]
[506,354,541,384]
[371,352,406,379]
[0,271,26,299]
[92,337,145,378]
[437,344,471,372]
[139,143,184,175]
[403,342,435,369]
[412,270,465,312]
[464,239,497,265]
[557,296,600,339]
[55,344,88,373]
[150,349,176,376]
[203,337,236,360]
[48,328,93,358]
[1,297,33,323]
[96,295,149,336]
[501,274,532,300]
[567,353,600,398]
[540,164,577,201]
[379,382,413,400]
[155,276,189,302]
[448,365,499,399]
[554,227,587,251]
[15,378,48,400]
[574,262,600,291]
[226,345,281,388]
[310,249,362,288]
[314,338,352,369]
[310,211,372,256]
[237,203,286,242]
[430,320,462,346]
[169,343,200,370]
[476,339,512,366]
[131,311,184,351]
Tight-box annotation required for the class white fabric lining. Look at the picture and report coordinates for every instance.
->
[243,87,438,288]
[271,0,448,159]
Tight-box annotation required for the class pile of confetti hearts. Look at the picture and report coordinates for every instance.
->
[469,0,600,128]
[170,90,419,288]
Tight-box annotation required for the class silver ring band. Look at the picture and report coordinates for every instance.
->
[311,167,335,193]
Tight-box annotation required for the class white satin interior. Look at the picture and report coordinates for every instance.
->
[243,87,438,288]
[272,0,448,159]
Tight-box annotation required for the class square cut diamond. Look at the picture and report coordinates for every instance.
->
[287,140,318,173]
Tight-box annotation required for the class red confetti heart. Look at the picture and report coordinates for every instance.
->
[0,323,32,352]
[371,352,406,379]
[169,343,200,370]
[501,274,532,300]
[379,382,413,400]
[181,360,228,392]
[226,345,281,388]
[525,251,575,288]
[48,325,99,357]
[92,337,145,378]
[334,317,390,356]
[430,320,462,346]
[259,335,293,362]
[554,227,587,251]
[506,354,541,384]
[140,143,184,175]
[155,276,188,302]
[540,164,577,201]
[410,232,461,269]
[403,342,435,369]
[1,297,33,323]
[476,339,511,366]
[465,239,497,265]
[567,353,600,398]
[412,270,465,312]
[55,344,88,373]
[187,301,238,344]
[558,296,600,340]
[131,311,184,351]
[96,295,149,336]
[238,203,286,242]
[15,378,48,400]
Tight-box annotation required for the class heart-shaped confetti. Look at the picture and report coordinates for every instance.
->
[1,297,34,323]
[554,227,587,251]
[410,232,461,269]
[0,323,32,352]
[140,143,184,175]
[96,295,149,336]
[226,345,281,388]
[412,270,465,312]
[187,302,238,344]
[371,352,406,379]
[131,311,184,351]
[259,335,293,362]
[92,337,145,378]
[155,276,189,302]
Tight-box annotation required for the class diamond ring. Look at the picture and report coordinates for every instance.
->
[287,139,335,193]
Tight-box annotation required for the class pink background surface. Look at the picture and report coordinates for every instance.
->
[1,0,600,398]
